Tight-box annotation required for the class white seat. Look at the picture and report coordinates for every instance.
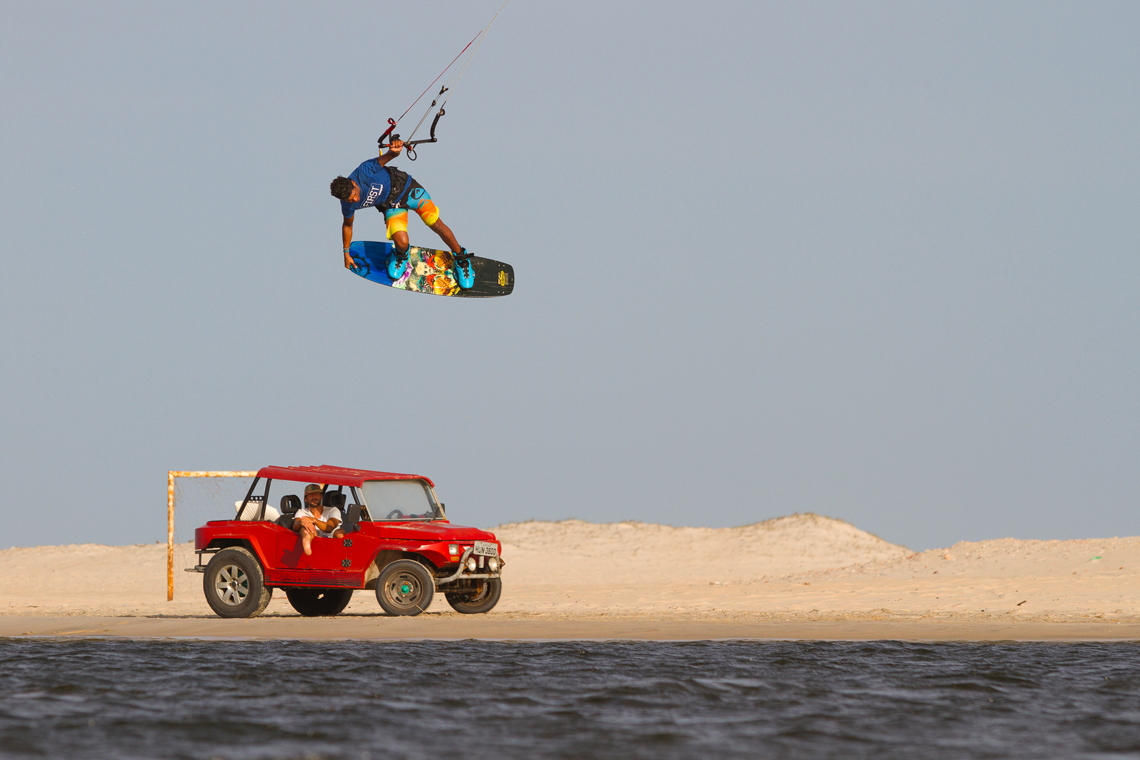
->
[234,500,281,522]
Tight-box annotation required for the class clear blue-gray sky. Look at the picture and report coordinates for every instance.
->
[1,1,1137,551]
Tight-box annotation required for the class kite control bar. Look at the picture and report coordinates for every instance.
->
[402,107,445,161]
[378,97,447,161]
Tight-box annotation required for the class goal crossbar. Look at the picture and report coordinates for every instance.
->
[167,471,257,601]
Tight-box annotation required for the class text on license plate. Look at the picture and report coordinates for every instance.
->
[472,541,498,557]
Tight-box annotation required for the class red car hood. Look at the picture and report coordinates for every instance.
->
[373,522,497,543]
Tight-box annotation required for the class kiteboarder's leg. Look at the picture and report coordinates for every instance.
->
[401,184,456,251]
[404,182,475,289]
[427,218,474,289]
[427,218,461,253]
[384,210,411,280]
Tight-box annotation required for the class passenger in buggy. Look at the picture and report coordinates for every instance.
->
[292,484,345,556]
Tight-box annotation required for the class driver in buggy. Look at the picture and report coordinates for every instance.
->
[292,484,346,556]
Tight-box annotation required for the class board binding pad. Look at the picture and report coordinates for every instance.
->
[347,241,513,298]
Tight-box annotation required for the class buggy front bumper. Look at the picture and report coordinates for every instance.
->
[435,546,505,587]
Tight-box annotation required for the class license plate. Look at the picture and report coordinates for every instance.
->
[472,541,498,557]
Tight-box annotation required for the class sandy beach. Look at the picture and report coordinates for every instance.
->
[2,514,1138,640]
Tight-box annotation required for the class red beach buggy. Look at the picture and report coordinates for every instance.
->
[191,465,503,618]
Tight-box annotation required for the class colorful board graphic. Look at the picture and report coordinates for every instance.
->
[347,241,514,298]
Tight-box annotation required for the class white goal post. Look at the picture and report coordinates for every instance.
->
[167,471,257,601]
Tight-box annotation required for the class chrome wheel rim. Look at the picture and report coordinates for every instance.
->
[384,571,426,611]
[214,564,249,606]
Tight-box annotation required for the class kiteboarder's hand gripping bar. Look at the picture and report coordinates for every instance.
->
[377,140,404,165]
[377,118,397,149]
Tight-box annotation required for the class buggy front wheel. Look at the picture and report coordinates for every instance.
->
[375,560,434,616]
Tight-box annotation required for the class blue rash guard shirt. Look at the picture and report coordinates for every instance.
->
[340,158,392,220]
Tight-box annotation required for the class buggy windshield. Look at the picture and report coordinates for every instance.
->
[361,479,443,521]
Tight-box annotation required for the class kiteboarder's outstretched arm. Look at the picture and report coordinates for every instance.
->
[342,216,355,269]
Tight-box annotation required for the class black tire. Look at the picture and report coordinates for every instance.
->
[375,560,434,616]
[284,587,353,617]
[444,578,502,614]
[203,547,272,618]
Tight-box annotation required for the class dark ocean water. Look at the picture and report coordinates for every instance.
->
[2,639,1139,759]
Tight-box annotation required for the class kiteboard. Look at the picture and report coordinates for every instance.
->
[347,240,514,298]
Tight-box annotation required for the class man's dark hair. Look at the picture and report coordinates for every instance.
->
[330,176,355,201]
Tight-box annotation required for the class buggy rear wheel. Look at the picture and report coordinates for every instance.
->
[375,560,434,616]
[203,548,272,618]
[284,587,353,617]
[444,578,502,614]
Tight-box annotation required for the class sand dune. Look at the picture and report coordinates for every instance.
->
[495,514,912,582]
[492,516,1140,621]
[2,514,1138,638]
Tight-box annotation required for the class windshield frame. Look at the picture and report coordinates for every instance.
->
[360,479,444,522]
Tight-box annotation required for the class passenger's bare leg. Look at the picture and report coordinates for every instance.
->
[298,522,317,556]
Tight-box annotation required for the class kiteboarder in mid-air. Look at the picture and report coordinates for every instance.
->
[329,3,513,292]
[330,139,475,288]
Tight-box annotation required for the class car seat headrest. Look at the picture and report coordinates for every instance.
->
[280,494,301,514]
[344,503,362,532]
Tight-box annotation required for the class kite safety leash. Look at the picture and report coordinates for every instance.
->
[378,0,510,160]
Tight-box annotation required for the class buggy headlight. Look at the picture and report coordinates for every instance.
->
[448,544,458,555]
[488,557,500,572]
[466,557,478,572]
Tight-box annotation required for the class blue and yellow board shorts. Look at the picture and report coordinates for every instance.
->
[383,179,440,239]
